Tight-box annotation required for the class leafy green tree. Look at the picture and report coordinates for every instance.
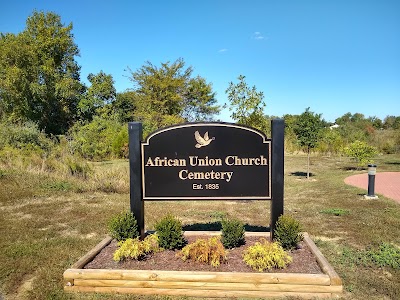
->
[383,116,400,130]
[127,58,219,136]
[317,127,345,156]
[112,91,138,123]
[0,11,84,134]
[225,75,268,133]
[343,140,378,169]
[293,108,324,179]
[182,76,219,122]
[78,71,116,121]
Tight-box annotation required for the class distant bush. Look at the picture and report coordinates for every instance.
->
[68,116,128,160]
[221,218,245,249]
[108,211,139,242]
[113,234,161,261]
[0,120,53,151]
[243,238,292,271]
[178,236,227,267]
[343,140,378,168]
[155,214,186,250]
[274,215,303,250]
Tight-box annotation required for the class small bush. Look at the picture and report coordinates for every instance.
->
[113,234,161,261]
[221,218,245,249]
[155,214,186,250]
[243,238,292,271]
[274,215,303,250]
[108,211,139,241]
[343,140,378,168]
[177,236,227,267]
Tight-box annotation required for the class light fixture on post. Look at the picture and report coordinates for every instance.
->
[365,164,378,199]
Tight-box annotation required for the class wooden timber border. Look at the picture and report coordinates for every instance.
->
[64,232,342,299]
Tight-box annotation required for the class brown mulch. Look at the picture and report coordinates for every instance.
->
[84,235,322,274]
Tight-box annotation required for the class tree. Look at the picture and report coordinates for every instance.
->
[0,11,83,134]
[317,127,345,157]
[383,116,400,130]
[293,108,324,179]
[127,58,219,136]
[343,140,378,169]
[182,76,219,122]
[225,75,268,133]
[78,71,116,121]
[112,91,138,123]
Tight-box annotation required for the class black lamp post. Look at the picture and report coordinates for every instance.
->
[367,164,377,198]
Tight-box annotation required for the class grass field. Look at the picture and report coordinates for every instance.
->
[0,154,399,299]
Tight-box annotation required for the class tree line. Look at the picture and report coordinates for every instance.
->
[1,11,399,162]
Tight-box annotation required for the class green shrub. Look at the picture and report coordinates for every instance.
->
[273,215,303,250]
[178,236,227,267]
[221,218,245,249]
[155,214,186,250]
[0,120,53,151]
[108,211,139,241]
[68,116,128,160]
[343,140,378,168]
[243,238,292,271]
[113,234,161,261]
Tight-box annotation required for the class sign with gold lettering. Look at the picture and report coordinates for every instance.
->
[141,123,271,200]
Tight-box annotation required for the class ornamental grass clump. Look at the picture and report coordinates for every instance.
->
[177,236,227,267]
[221,217,245,249]
[155,214,186,250]
[243,238,292,271]
[274,214,303,250]
[108,211,139,242]
[113,234,161,261]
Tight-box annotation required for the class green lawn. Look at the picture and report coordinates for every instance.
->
[0,154,399,299]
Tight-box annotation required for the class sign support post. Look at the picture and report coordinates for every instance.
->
[270,119,284,240]
[129,122,145,239]
[129,121,284,240]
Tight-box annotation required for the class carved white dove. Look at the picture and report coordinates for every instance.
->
[194,131,215,148]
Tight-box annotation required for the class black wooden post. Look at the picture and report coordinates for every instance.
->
[128,122,145,239]
[270,119,284,240]
[367,164,377,197]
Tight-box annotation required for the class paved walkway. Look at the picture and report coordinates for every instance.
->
[344,172,400,204]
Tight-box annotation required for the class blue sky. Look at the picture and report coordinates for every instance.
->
[1,0,399,123]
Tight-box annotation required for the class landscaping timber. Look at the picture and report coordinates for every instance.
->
[64,232,342,299]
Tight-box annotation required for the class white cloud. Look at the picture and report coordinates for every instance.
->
[252,32,265,40]
[218,48,228,53]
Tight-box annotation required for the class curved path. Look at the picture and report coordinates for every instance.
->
[344,172,400,204]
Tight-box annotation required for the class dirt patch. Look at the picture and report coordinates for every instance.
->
[84,235,322,274]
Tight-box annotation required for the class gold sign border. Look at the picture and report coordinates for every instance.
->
[141,123,272,200]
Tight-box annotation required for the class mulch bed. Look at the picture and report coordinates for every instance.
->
[84,235,322,274]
